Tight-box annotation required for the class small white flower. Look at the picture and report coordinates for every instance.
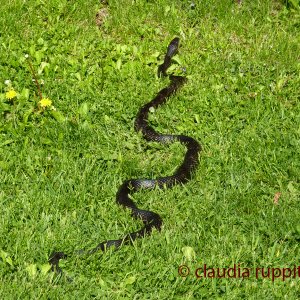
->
[4,80,11,85]
[24,54,29,58]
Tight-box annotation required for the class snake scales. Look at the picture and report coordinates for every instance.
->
[49,37,201,272]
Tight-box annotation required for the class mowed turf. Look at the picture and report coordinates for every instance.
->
[0,0,299,298]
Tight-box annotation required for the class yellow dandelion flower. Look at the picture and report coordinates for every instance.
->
[6,90,17,100]
[39,98,52,108]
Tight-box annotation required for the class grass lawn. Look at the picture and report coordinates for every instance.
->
[0,0,299,298]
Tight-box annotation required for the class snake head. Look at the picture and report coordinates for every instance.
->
[166,37,180,58]
[158,37,181,78]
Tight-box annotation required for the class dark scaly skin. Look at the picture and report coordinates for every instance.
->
[49,37,201,273]
[157,37,179,77]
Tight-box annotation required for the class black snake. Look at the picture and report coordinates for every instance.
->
[49,37,201,272]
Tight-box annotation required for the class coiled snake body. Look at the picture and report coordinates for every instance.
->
[49,38,201,272]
